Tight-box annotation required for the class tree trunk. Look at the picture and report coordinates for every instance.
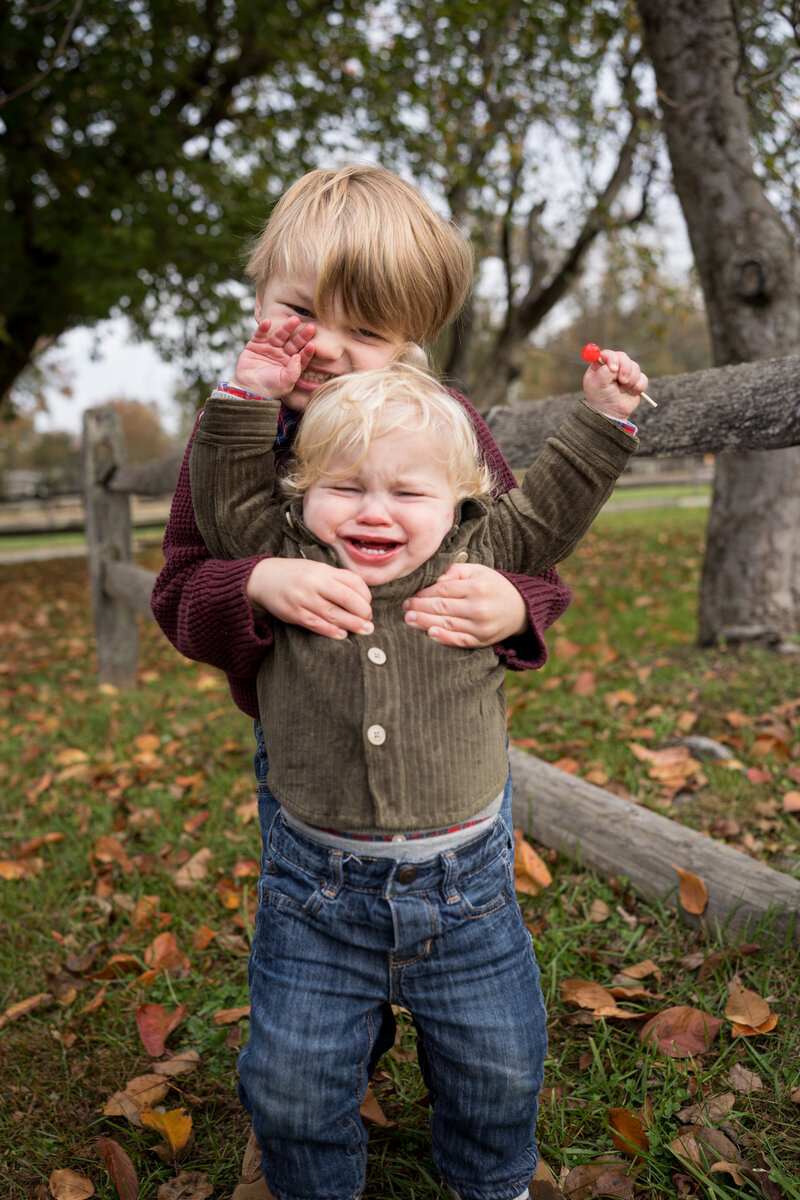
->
[637,0,800,644]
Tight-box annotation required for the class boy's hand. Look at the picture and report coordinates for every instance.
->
[582,349,648,420]
[232,317,316,399]
[403,563,528,647]
[247,558,374,639]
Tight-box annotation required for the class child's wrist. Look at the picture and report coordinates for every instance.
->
[219,378,275,401]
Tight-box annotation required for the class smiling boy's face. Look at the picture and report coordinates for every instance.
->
[302,427,457,586]
[256,272,404,412]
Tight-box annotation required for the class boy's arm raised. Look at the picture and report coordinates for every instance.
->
[190,394,285,560]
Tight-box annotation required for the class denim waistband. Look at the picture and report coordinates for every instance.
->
[268,809,513,894]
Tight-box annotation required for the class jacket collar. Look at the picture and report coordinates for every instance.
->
[282,496,489,602]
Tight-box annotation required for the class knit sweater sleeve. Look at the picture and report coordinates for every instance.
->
[150,414,271,720]
[451,392,574,671]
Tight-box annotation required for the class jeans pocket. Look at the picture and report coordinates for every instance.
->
[453,854,509,920]
[261,855,326,917]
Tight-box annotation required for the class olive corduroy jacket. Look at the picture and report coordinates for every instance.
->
[190,395,637,832]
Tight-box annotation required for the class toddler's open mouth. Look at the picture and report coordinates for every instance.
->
[344,537,402,561]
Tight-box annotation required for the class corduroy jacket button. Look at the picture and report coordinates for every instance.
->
[454,550,469,562]
[367,647,387,665]
[366,724,386,745]
[397,866,418,884]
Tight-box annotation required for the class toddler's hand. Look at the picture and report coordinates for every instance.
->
[582,349,648,420]
[404,562,528,647]
[247,558,373,639]
[232,317,316,398]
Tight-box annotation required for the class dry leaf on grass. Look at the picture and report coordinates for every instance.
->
[0,991,52,1029]
[134,1003,188,1057]
[173,849,212,890]
[728,1063,763,1093]
[618,958,661,982]
[725,986,771,1028]
[156,1172,213,1200]
[639,1006,723,1058]
[143,933,191,976]
[96,1136,138,1200]
[559,979,642,1021]
[513,830,553,895]
[360,1084,395,1127]
[676,1092,736,1124]
[48,1168,95,1200]
[152,1050,201,1077]
[725,986,778,1037]
[213,1005,251,1025]
[608,1108,649,1158]
[102,1075,170,1123]
[141,1105,193,1153]
[671,865,708,915]
[563,1159,636,1199]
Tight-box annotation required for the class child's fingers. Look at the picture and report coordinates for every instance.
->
[264,315,302,347]
[599,350,647,392]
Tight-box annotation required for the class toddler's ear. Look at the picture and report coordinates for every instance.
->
[254,294,263,322]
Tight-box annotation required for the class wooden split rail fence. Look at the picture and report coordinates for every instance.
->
[82,356,800,943]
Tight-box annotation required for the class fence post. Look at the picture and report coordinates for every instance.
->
[82,406,139,687]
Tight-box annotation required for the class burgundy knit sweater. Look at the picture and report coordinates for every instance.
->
[150,393,573,720]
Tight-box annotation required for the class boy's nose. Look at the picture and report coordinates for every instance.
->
[312,324,346,361]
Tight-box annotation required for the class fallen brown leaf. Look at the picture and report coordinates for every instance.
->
[618,959,661,983]
[0,991,52,1029]
[360,1084,395,1127]
[563,1159,636,1199]
[725,986,770,1028]
[513,831,553,895]
[135,1003,188,1057]
[96,1135,138,1200]
[671,865,708,915]
[141,1105,193,1153]
[213,1005,251,1025]
[156,1171,213,1200]
[143,933,191,976]
[730,1012,779,1037]
[152,1050,201,1077]
[676,1092,736,1124]
[608,1107,649,1158]
[48,1168,95,1200]
[103,1075,170,1123]
[727,1063,763,1094]
[639,1006,723,1058]
[173,849,212,891]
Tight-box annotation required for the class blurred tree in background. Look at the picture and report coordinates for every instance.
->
[637,0,800,645]
[0,0,367,408]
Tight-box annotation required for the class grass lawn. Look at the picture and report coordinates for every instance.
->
[1,507,798,1199]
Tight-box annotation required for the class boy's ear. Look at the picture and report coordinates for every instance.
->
[254,294,262,322]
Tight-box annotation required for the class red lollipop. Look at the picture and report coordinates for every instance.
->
[580,342,657,407]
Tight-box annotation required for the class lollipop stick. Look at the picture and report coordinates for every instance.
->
[640,391,657,408]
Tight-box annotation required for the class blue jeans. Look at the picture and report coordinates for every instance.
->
[238,806,547,1200]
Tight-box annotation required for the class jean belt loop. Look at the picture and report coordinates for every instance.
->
[321,848,343,899]
[439,849,460,904]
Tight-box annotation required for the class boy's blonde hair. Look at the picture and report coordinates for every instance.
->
[285,361,494,502]
[246,165,473,346]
